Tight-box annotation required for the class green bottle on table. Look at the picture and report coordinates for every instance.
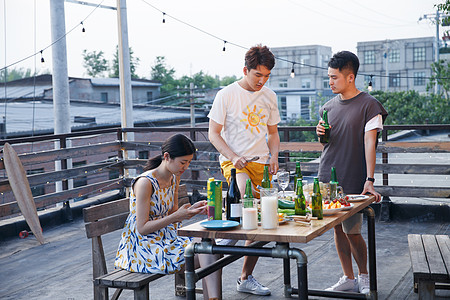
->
[243,179,253,208]
[311,177,323,220]
[319,109,330,144]
[329,167,338,200]
[295,179,307,216]
[293,161,303,191]
[261,165,271,189]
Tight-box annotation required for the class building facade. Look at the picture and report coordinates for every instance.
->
[0,74,162,104]
[266,45,334,122]
[356,37,436,93]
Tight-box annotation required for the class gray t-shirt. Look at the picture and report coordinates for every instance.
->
[318,92,388,194]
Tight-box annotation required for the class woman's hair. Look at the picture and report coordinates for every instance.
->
[245,44,275,71]
[144,134,196,171]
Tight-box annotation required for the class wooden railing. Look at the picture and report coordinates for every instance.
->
[0,125,449,221]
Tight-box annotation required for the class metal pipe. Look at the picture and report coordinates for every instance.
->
[364,206,378,300]
[184,242,197,300]
[307,289,367,299]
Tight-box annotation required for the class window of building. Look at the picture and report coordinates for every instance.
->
[27,168,45,197]
[100,92,108,102]
[72,161,88,188]
[323,77,329,89]
[147,91,153,103]
[300,55,310,67]
[301,78,311,89]
[414,72,426,86]
[138,151,149,159]
[389,73,400,87]
[388,49,400,63]
[364,50,376,64]
[278,96,287,120]
[300,96,310,120]
[413,47,426,62]
[279,80,288,88]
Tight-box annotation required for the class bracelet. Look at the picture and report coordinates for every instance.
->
[366,177,375,183]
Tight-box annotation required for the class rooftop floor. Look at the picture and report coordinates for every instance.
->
[0,213,449,300]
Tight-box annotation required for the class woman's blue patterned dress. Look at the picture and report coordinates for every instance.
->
[114,170,192,274]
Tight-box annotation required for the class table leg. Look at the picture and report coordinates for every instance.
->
[291,248,308,300]
[283,257,292,297]
[185,242,197,300]
[364,206,378,300]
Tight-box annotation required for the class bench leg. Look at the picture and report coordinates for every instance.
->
[134,284,149,300]
[175,271,186,296]
[418,280,435,300]
[94,285,108,300]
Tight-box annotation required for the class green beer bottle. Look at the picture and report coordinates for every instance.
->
[293,161,303,191]
[311,177,323,220]
[329,167,339,201]
[243,179,253,208]
[261,165,271,188]
[319,109,330,143]
[295,179,307,216]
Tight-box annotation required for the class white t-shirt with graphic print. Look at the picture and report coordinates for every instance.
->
[208,82,281,165]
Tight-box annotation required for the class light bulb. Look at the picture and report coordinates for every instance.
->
[290,64,295,78]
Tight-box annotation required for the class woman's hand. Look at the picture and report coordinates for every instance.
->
[172,200,208,222]
[189,200,208,215]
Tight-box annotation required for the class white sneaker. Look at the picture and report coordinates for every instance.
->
[325,275,358,292]
[358,273,370,293]
[237,275,271,295]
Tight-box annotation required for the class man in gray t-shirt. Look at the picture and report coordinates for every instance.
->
[316,51,387,294]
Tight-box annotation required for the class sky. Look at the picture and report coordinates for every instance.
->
[0,0,445,80]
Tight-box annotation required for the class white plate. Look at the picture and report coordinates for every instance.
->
[347,194,370,202]
[322,206,344,215]
[341,203,354,211]
[258,218,289,226]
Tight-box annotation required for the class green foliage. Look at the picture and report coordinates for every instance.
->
[150,56,177,95]
[82,50,108,77]
[0,67,32,82]
[149,56,241,100]
[111,45,140,79]
[371,90,450,124]
[427,59,450,99]
[285,118,318,142]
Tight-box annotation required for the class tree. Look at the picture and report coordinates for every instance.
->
[427,59,450,99]
[111,45,140,79]
[0,67,32,82]
[150,56,177,95]
[372,90,449,124]
[82,49,108,77]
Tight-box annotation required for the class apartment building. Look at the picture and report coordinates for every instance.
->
[267,45,334,122]
[356,37,435,93]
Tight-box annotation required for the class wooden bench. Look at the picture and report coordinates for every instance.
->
[408,234,450,299]
[83,185,191,300]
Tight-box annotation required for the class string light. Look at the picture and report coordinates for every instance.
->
[40,50,45,67]
[368,75,373,92]
[223,41,227,52]
[162,12,166,23]
[290,63,295,78]
[81,21,86,35]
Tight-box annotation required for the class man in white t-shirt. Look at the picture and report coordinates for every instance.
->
[208,45,280,296]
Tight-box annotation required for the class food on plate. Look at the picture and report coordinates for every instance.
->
[278,198,295,209]
[277,208,295,215]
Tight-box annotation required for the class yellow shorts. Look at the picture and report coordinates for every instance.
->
[220,161,271,197]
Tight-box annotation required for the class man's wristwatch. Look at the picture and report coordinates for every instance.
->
[366,177,375,183]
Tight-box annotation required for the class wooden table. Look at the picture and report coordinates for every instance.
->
[178,196,378,300]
